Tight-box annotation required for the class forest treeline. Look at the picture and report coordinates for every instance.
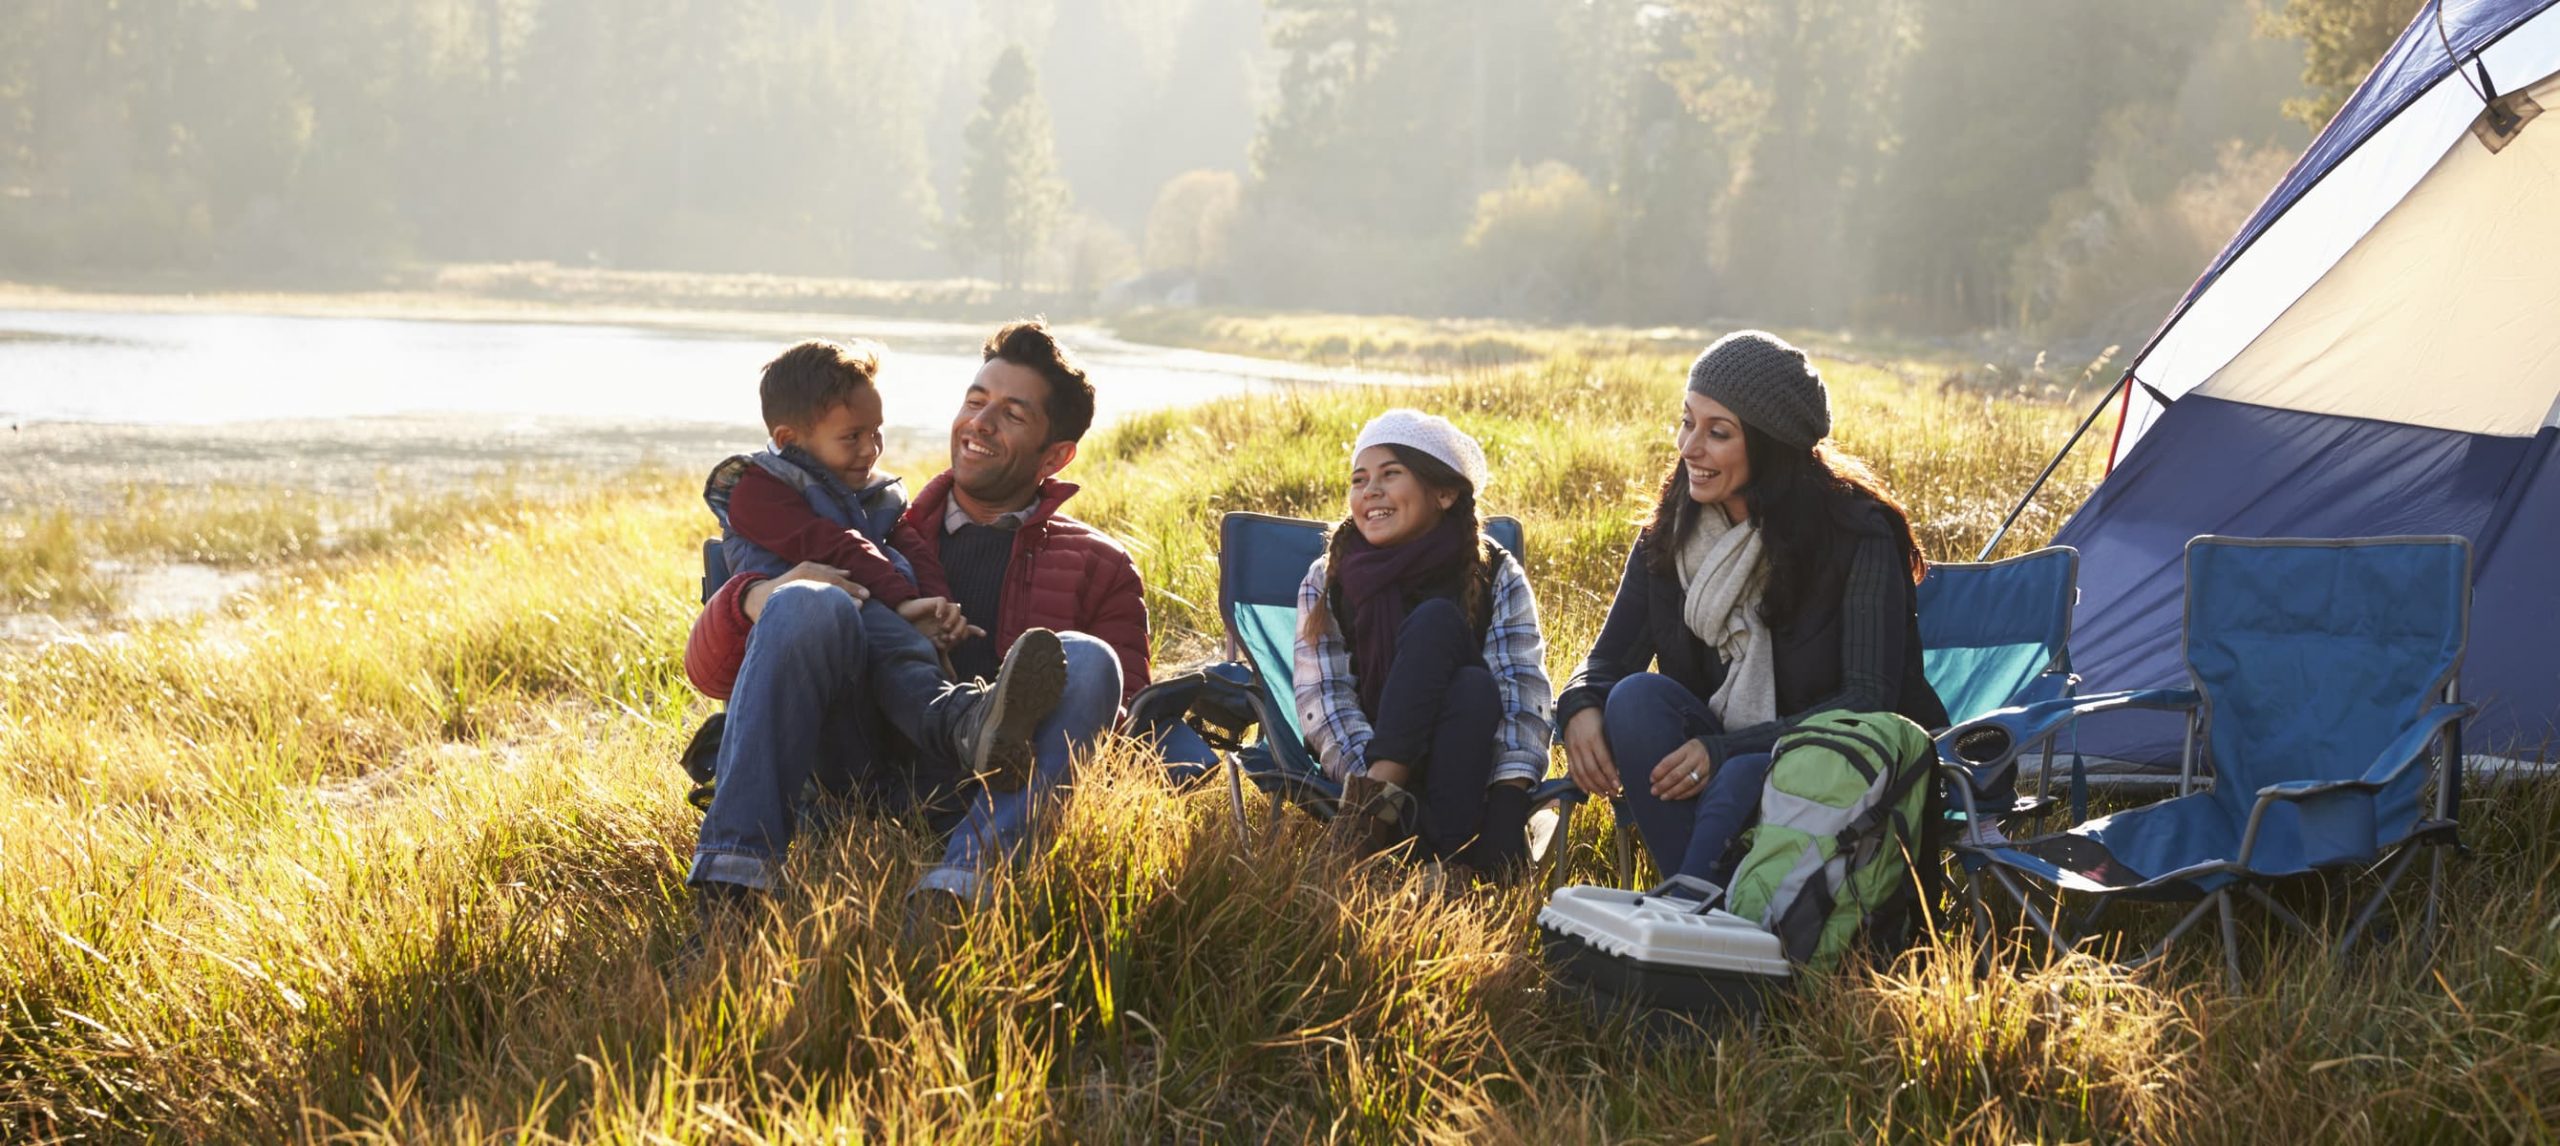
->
[0,0,2416,337]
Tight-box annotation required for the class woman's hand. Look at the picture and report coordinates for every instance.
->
[741,562,869,622]
[1562,708,1619,796]
[1649,739,1715,800]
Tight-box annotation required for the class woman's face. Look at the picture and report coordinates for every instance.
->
[1677,392,1753,518]
[1347,445,1454,547]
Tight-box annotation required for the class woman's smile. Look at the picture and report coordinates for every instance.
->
[1678,392,1752,519]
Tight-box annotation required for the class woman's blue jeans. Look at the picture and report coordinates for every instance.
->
[1604,673,1773,886]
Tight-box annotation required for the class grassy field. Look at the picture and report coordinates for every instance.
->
[4,341,2556,1143]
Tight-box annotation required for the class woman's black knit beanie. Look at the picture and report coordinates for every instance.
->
[1685,330,1831,450]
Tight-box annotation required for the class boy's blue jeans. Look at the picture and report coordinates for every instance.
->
[688,582,1121,905]
[1604,672,1774,887]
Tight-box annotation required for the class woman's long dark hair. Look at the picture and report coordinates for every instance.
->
[1641,429,1926,630]
[1302,444,1493,643]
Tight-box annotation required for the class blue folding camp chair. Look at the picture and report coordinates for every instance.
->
[677,541,738,808]
[1939,536,2473,982]
[1206,511,1594,880]
[1918,546,2083,828]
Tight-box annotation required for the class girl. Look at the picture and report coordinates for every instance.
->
[1295,409,1554,880]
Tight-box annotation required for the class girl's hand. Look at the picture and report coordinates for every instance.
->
[1649,739,1715,800]
[1563,708,1619,796]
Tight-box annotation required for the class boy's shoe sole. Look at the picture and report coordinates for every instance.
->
[898,887,970,957]
[968,628,1067,792]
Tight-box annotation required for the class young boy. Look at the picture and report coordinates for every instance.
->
[705,339,969,647]
[694,338,1061,836]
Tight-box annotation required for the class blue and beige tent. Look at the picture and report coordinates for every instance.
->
[2016,0,2560,767]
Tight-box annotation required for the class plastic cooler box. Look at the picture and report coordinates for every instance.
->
[1536,877,1791,1020]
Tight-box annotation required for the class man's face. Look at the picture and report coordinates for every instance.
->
[780,388,885,488]
[950,358,1074,505]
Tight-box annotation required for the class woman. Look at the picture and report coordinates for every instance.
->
[1295,409,1554,879]
[1559,331,1946,886]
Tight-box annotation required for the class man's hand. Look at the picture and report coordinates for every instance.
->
[1563,707,1619,797]
[1649,739,1715,801]
[895,596,983,650]
[740,562,869,623]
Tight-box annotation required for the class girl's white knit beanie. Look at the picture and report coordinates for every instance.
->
[1351,408,1489,493]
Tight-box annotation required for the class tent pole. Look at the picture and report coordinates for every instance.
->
[1976,377,2130,561]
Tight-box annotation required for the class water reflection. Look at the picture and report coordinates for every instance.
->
[0,309,1352,429]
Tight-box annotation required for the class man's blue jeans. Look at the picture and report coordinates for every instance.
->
[688,582,1121,904]
[1604,672,1774,886]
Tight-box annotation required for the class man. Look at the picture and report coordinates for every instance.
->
[684,320,1151,935]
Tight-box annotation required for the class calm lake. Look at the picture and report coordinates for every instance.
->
[0,308,1355,431]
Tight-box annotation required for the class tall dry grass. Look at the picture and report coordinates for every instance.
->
[2,349,2554,1143]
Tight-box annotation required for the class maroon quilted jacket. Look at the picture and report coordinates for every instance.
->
[684,472,1152,708]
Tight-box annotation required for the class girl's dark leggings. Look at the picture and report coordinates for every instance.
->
[1364,597,1530,871]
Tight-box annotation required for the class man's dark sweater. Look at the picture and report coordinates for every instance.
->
[940,522,1016,682]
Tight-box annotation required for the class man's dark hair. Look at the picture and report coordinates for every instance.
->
[983,320,1095,445]
[760,339,881,431]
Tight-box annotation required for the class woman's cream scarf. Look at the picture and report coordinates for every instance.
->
[1676,505,1778,729]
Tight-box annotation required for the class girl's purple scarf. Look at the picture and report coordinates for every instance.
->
[1334,516,1476,718]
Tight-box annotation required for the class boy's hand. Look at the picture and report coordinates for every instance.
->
[896,596,955,648]
[897,597,982,651]
[938,599,986,646]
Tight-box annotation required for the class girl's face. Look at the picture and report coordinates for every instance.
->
[1677,392,1753,519]
[1347,445,1455,547]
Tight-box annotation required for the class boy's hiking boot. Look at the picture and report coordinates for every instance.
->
[943,628,1067,793]
[677,879,765,967]
[1330,773,1414,858]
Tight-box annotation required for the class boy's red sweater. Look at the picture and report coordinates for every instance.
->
[725,465,919,608]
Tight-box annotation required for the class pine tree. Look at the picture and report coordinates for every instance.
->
[2261,0,2423,128]
[953,44,1069,289]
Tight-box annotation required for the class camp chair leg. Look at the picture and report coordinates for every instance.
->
[1539,800,1579,895]
[1962,867,1994,941]
[2240,885,2314,938]
[1263,785,1288,852]
[1954,868,2004,978]
[1609,800,1635,890]
[1224,756,1251,846]
[1988,865,2068,951]
[2420,846,2446,968]
[2073,897,2113,944]
[2138,895,2223,970]
[2217,892,2244,990]
[2336,843,2421,959]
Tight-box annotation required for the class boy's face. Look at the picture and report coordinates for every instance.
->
[776,387,885,486]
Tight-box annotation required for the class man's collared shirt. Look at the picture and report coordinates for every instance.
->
[944,498,1035,535]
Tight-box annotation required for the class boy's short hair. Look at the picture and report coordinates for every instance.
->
[983,320,1095,446]
[761,339,882,430]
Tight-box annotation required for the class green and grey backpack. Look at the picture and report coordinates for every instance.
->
[1723,710,1941,972]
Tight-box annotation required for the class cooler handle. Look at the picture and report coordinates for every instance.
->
[1640,875,1727,914]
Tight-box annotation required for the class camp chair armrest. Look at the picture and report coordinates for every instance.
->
[1936,759,1993,826]
[2355,701,2475,787]
[2252,704,2470,805]
[1935,687,2200,776]
[2252,778,2372,802]
[1529,776,1588,808]
[2237,703,2471,865]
